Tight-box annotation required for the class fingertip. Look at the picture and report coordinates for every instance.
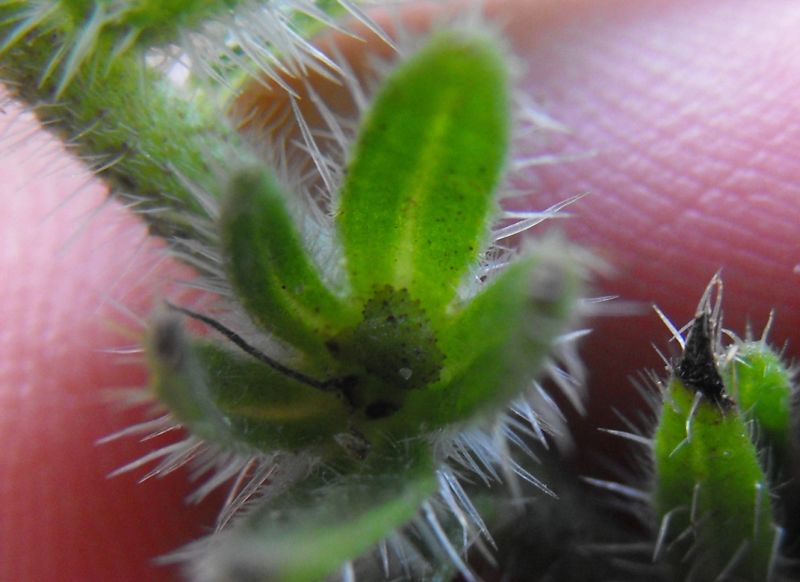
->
[0,101,219,581]
[503,0,800,341]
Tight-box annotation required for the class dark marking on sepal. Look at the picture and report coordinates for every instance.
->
[151,313,187,371]
[331,286,444,391]
[365,400,400,420]
[676,312,728,404]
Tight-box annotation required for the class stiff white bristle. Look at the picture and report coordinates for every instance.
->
[92,3,602,579]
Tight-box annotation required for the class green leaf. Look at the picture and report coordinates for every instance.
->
[220,166,357,361]
[653,313,777,581]
[398,242,582,429]
[337,32,509,314]
[147,315,349,454]
[193,447,438,582]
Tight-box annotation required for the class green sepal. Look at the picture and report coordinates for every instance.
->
[397,243,582,429]
[146,315,233,445]
[653,377,777,580]
[727,341,795,469]
[146,316,350,454]
[220,166,357,361]
[337,32,509,314]
[194,447,438,582]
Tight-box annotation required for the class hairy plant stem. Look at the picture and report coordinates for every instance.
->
[1,18,249,248]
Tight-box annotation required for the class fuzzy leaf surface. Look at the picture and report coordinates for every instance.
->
[0,16,238,245]
[337,33,509,313]
[147,318,349,454]
[728,341,794,460]
[396,244,581,428]
[654,378,777,581]
[55,0,242,47]
[194,448,438,582]
[221,166,357,361]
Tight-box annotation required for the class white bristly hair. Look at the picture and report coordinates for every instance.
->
[99,2,601,579]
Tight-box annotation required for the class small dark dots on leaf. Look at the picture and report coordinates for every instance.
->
[329,286,444,391]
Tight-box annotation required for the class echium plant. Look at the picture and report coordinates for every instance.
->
[0,1,588,580]
[651,279,779,581]
[583,276,798,582]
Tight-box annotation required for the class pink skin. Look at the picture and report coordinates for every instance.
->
[1,0,798,579]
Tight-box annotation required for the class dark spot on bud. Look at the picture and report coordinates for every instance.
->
[676,312,730,407]
[328,286,444,391]
[334,374,361,409]
[365,400,400,419]
[152,316,186,370]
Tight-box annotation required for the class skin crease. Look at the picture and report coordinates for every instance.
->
[1,0,798,579]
